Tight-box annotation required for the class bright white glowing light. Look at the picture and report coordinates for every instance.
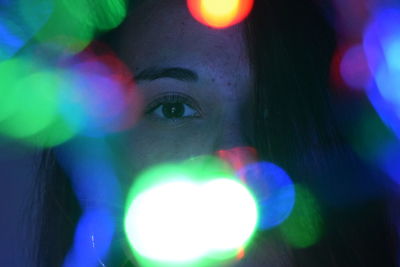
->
[125,181,204,262]
[124,178,258,263]
[200,179,258,251]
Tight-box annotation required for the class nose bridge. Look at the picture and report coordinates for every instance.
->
[212,116,257,170]
[212,115,248,151]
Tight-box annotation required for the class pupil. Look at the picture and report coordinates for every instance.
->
[162,103,185,118]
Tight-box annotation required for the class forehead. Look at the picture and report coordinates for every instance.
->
[114,0,250,79]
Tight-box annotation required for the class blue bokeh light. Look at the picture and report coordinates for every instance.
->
[364,7,400,139]
[0,0,52,60]
[63,208,115,267]
[238,162,296,230]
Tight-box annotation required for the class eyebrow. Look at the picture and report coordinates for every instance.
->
[134,67,199,82]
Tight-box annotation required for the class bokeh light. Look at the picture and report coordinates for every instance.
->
[0,57,66,145]
[339,44,371,90]
[363,7,400,139]
[63,208,115,267]
[217,146,258,176]
[187,0,254,29]
[34,0,127,53]
[200,179,258,251]
[0,71,59,138]
[238,162,296,230]
[59,137,122,267]
[124,157,258,266]
[0,42,140,147]
[279,185,322,248]
[61,0,127,31]
[58,43,141,137]
[0,0,53,60]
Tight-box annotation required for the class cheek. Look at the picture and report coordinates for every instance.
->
[116,121,220,179]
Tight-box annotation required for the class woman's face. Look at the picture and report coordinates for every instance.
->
[112,0,253,186]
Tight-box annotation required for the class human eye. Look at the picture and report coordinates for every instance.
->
[144,93,202,120]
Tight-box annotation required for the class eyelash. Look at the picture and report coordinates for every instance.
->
[144,93,202,120]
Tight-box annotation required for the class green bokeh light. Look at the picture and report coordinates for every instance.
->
[0,71,59,138]
[124,156,259,266]
[279,185,322,248]
[33,0,127,53]
[61,0,128,31]
[0,58,26,122]
[0,57,78,147]
[24,113,77,147]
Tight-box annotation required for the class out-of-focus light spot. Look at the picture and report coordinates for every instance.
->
[63,208,115,267]
[0,71,59,138]
[59,43,141,137]
[0,58,24,122]
[0,57,61,140]
[59,138,122,267]
[56,136,123,209]
[0,56,80,147]
[124,157,258,266]
[187,0,254,29]
[0,21,24,60]
[377,140,400,184]
[236,247,245,260]
[344,104,400,185]
[238,162,296,230]
[60,67,126,137]
[0,0,53,60]
[279,185,322,248]
[385,37,400,72]
[0,44,139,147]
[217,146,258,175]
[201,179,258,251]
[374,67,400,105]
[340,44,371,90]
[61,0,127,31]
[26,116,77,147]
[125,181,205,262]
[363,7,400,139]
[35,0,127,53]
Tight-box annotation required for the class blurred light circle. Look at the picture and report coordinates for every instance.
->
[238,162,296,230]
[0,58,23,122]
[0,0,53,60]
[363,7,400,138]
[59,48,138,137]
[61,0,127,31]
[124,160,258,265]
[0,70,59,138]
[280,185,322,248]
[63,208,115,266]
[187,0,254,29]
[200,179,258,251]
[125,181,205,262]
[339,44,371,90]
